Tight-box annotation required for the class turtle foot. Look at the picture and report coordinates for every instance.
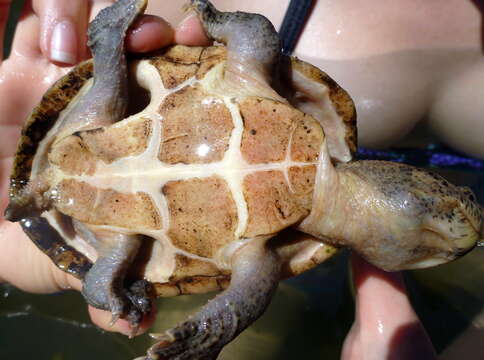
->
[125,280,153,334]
[145,319,222,360]
[79,230,152,332]
[139,237,280,360]
[86,277,153,334]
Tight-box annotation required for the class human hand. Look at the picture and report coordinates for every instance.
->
[0,0,208,336]
[342,254,437,360]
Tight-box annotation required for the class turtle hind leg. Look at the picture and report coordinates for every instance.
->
[57,0,147,136]
[143,238,280,360]
[188,0,282,100]
[78,225,152,332]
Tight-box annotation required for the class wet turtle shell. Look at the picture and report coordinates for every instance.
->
[9,45,356,296]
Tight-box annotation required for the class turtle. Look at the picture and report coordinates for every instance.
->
[4,0,483,359]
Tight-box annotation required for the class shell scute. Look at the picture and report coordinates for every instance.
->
[56,179,161,230]
[243,170,309,237]
[163,176,238,258]
[239,98,294,163]
[290,115,324,162]
[158,85,233,164]
[50,117,152,175]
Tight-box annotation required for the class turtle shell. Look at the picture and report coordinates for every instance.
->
[10,45,356,296]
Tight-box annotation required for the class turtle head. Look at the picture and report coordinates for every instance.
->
[299,160,481,271]
[400,181,481,269]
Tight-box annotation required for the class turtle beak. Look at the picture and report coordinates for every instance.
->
[403,210,481,270]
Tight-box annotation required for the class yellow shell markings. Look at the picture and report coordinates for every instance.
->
[40,54,345,285]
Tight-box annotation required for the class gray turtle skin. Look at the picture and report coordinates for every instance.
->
[5,0,483,359]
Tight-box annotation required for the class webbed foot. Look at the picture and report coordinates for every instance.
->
[125,280,153,332]
[80,229,153,332]
[140,238,280,360]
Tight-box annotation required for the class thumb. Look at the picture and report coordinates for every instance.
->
[32,0,91,65]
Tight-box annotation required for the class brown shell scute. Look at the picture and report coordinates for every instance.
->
[50,117,152,175]
[148,45,227,89]
[77,118,152,162]
[239,98,294,163]
[56,179,161,229]
[159,86,233,164]
[149,47,200,89]
[239,97,324,164]
[197,46,227,79]
[288,165,317,211]
[290,116,324,162]
[243,170,309,237]
[163,176,238,258]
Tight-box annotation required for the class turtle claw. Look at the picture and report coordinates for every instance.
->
[109,313,121,327]
[145,321,221,360]
[149,332,170,340]
[84,272,153,332]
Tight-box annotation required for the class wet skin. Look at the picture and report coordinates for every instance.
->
[3,0,483,359]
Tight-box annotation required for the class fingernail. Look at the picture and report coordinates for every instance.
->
[50,20,77,65]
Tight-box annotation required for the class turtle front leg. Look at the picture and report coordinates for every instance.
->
[142,238,280,360]
[78,225,152,332]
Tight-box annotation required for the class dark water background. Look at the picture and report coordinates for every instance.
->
[2,1,484,359]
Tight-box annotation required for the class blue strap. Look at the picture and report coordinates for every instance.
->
[278,0,314,55]
[358,146,484,171]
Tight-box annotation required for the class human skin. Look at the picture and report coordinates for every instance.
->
[1,0,472,357]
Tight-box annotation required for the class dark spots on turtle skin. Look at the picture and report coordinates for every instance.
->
[250,129,257,135]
